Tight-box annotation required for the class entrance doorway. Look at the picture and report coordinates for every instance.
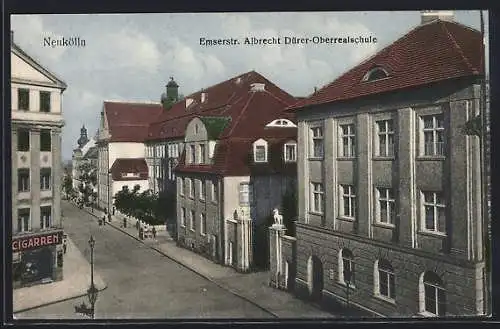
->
[307,255,324,301]
[21,247,53,284]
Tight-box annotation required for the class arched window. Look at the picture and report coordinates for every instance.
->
[338,249,355,287]
[253,139,268,163]
[374,259,395,300]
[419,271,446,316]
[362,66,389,82]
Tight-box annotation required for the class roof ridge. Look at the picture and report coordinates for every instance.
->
[262,89,294,107]
[184,70,255,99]
[440,21,478,74]
[225,92,256,136]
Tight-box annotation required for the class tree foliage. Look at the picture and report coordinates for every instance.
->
[114,185,168,226]
[62,175,73,198]
[77,161,98,205]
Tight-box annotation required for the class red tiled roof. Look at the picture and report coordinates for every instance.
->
[110,158,148,181]
[146,70,296,141]
[288,20,484,110]
[104,101,163,142]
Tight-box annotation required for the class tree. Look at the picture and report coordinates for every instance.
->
[77,161,98,206]
[62,175,73,199]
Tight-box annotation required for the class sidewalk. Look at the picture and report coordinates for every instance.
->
[81,205,335,318]
[13,236,107,313]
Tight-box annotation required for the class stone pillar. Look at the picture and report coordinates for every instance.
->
[236,207,252,272]
[31,129,41,230]
[269,223,286,288]
[52,128,62,228]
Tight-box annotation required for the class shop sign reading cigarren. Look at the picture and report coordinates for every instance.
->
[12,231,64,252]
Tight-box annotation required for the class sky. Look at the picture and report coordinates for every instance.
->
[10,11,488,161]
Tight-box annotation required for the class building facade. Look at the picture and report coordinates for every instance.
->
[288,15,487,316]
[11,32,67,288]
[173,72,298,271]
[96,100,163,213]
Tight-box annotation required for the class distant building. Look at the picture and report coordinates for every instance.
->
[96,101,163,213]
[286,13,487,316]
[11,31,67,288]
[72,125,98,202]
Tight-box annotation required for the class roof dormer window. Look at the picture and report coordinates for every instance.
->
[266,118,297,128]
[284,141,297,162]
[253,139,268,163]
[362,66,389,82]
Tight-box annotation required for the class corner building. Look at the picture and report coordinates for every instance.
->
[288,16,488,316]
[11,32,67,288]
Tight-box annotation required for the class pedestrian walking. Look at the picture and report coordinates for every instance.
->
[63,235,67,254]
[152,226,157,239]
[102,215,106,226]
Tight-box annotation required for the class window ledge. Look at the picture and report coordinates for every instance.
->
[336,157,356,161]
[211,200,218,205]
[284,159,297,163]
[190,228,195,232]
[416,156,446,161]
[200,232,206,237]
[418,311,438,318]
[338,216,355,222]
[338,281,356,289]
[309,211,324,216]
[418,230,447,238]
[373,222,395,229]
[308,157,324,161]
[372,156,395,161]
[374,294,396,305]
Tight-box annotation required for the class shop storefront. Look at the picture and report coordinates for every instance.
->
[12,230,64,289]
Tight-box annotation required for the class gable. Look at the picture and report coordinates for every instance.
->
[11,50,65,88]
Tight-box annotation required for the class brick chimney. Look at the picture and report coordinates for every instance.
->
[421,10,454,24]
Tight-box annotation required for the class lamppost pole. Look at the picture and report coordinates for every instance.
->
[88,235,97,319]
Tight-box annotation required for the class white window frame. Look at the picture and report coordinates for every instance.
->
[40,205,52,230]
[188,178,194,198]
[375,187,395,226]
[418,110,445,157]
[339,123,356,158]
[419,272,446,317]
[284,141,297,162]
[200,213,206,236]
[190,144,196,164]
[180,207,186,227]
[40,168,51,191]
[253,139,268,163]
[179,178,185,196]
[376,119,395,157]
[310,182,324,214]
[17,208,31,233]
[211,181,218,203]
[338,249,355,288]
[239,182,253,205]
[310,125,324,158]
[199,144,206,164]
[374,259,396,302]
[421,191,446,234]
[199,180,206,201]
[340,185,356,219]
[189,210,195,231]
[18,169,30,192]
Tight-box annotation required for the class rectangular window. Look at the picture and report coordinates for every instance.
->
[199,180,206,200]
[199,144,206,164]
[40,206,52,229]
[200,213,206,235]
[190,210,195,231]
[18,169,30,192]
[211,181,218,203]
[376,187,395,225]
[422,191,446,233]
[341,185,356,218]
[254,145,267,162]
[188,178,194,198]
[284,143,297,162]
[340,124,356,158]
[422,114,445,156]
[40,168,51,190]
[239,183,253,205]
[40,91,51,112]
[311,126,324,158]
[17,128,30,151]
[18,208,30,233]
[179,178,185,196]
[40,129,52,152]
[190,145,196,164]
[311,183,324,213]
[379,268,395,299]
[18,88,30,111]
[180,207,186,227]
[376,120,394,157]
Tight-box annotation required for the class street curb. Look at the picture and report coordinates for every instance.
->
[94,213,280,318]
[14,285,108,314]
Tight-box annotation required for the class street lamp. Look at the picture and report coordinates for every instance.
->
[74,235,98,319]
